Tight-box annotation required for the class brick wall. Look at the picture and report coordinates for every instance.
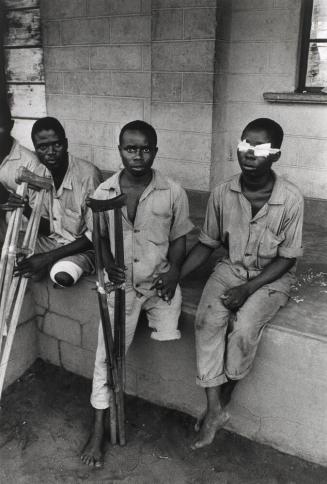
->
[40,0,217,190]
[211,0,327,200]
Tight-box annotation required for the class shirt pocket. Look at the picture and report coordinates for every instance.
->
[257,228,285,267]
[62,208,82,236]
[147,213,172,245]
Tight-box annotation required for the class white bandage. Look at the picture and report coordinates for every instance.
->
[237,140,280,157]
[50,260,83,286]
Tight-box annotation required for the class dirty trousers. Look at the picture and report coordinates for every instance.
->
[195,262,288,388]
[91,284,182,409]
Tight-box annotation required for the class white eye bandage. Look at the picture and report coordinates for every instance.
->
[237,140,280,157]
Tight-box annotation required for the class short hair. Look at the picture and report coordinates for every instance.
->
[242,118,284,149]
[31,117,66,144]
[119,120,157,147]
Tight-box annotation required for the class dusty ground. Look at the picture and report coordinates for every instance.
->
[0,360,326,484]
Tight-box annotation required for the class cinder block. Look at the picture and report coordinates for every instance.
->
[92,147,122,172]
[45,72,63,94]
[226,73,294,102]
[65,120,114,148]
[152,10,183,41]
[274,0,301,9]
[48,277,99,325]
[46,94,91,120]
[155,157,210,191]
[231,10,300,42]
[3,320,38,390]
[184,8,216,40]
[157,130,212,163]
[142,44,151,71]
[45,47,89,71]
[69,144,92,162]
[182,73,214,102]
[229,42,269,73]
[81,319,98,351]
[18,289,36,325]
[152,73,182,102]
[275,166,326,199]
[111,72,151,98]
[42,21,61,46]
[152,41,215,72]
[60,341,94,379]
[41,0,86,19]
[152,0,215,7]
[232,0,271,9]
[31,280,50,309]
[110,15,151,43]
[91,97,144,124]
[91,45,142,70]
[151,102,213,133]
[61,18,109,45]
[43,311,82,346]
[87,0,141,16]
[298,138,327,171]
[141,0,151,14]
[38,331,61,366]
[64,72,111,96]
[267,41,298,74]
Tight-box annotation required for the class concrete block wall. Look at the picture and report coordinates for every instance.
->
[40,0,217,191]
[41,0,151,173]
[211,0,327,200]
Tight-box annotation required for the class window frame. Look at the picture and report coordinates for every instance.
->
[297,0,327,93]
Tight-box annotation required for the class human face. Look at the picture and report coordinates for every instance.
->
[119,130,157,178]
[33,129,67,172]
[237,128,280,179]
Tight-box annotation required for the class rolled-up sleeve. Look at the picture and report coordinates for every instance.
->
[198,190,222,249]
[278,198,304,258]
[169,187,194,241]
[84,184,108,242]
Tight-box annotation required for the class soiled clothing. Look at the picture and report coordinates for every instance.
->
[86,169,194,297]
[0,138,40,192]
[91,284,182,410]
[195,172,304,387]
[199,172,304,296]
[30,153,102,245]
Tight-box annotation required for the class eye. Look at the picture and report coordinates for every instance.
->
[126,147,136,153]
[38,144,47,151]
[142,147,150,153]
[54,142,62,149]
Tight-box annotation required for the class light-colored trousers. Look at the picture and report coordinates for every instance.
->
[91,284,182,409]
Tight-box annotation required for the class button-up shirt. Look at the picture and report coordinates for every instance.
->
[87,169,194,296]
[199,173,304,294]
[0,138,40,192]
[31,154,101,245]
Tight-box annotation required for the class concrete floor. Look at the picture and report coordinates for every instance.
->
[0,360,326,484]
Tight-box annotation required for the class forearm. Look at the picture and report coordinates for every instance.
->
[42,235,93,265]
[245,257,296,295]
[168,235,186,273]
[180,242,214,280]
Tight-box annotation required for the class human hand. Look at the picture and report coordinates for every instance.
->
[0,193,28,211]
[15,252,52,278]
[151,267,179,303]
[221,284,251,311]
[104,260,126,284]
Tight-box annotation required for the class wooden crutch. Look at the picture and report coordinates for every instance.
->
[86,194,127,446]
[0,168,52,399]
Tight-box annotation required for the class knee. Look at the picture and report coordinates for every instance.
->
[53,271,74,287]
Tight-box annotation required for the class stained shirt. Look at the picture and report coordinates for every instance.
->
[199,172,304,294]
[0,139,40,192]
[30,154,101,245]
[87,169,194,296]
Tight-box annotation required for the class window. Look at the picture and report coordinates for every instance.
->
[298,0,327,93]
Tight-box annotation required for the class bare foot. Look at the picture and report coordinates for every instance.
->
[191,409,229,450]
[81,430,104,468]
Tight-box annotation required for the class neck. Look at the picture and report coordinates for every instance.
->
[241,170,274,192]
[0,136,14,163]
[50,154,69,189]
[121,169,153,187]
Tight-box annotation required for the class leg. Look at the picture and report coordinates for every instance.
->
[225,287,288,381]
[81,408,105,468]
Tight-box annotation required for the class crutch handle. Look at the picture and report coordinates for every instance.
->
[15,167,52,192]
[86,194,127,212]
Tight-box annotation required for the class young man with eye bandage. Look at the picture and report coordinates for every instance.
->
[181,118,304,450]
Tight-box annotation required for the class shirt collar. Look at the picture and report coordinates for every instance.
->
[230,171,284,204]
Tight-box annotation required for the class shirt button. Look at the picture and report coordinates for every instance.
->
[134,229,140,233]
[134,258,139,263]
[245,253,252,256]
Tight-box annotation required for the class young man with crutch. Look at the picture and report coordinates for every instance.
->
[15,117,102,286]
[81,120,194,468]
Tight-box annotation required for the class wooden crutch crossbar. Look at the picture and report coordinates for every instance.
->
[0,167,52,399]
[86,194,127,446]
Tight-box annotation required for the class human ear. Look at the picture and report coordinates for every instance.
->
[271,151,281,164]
